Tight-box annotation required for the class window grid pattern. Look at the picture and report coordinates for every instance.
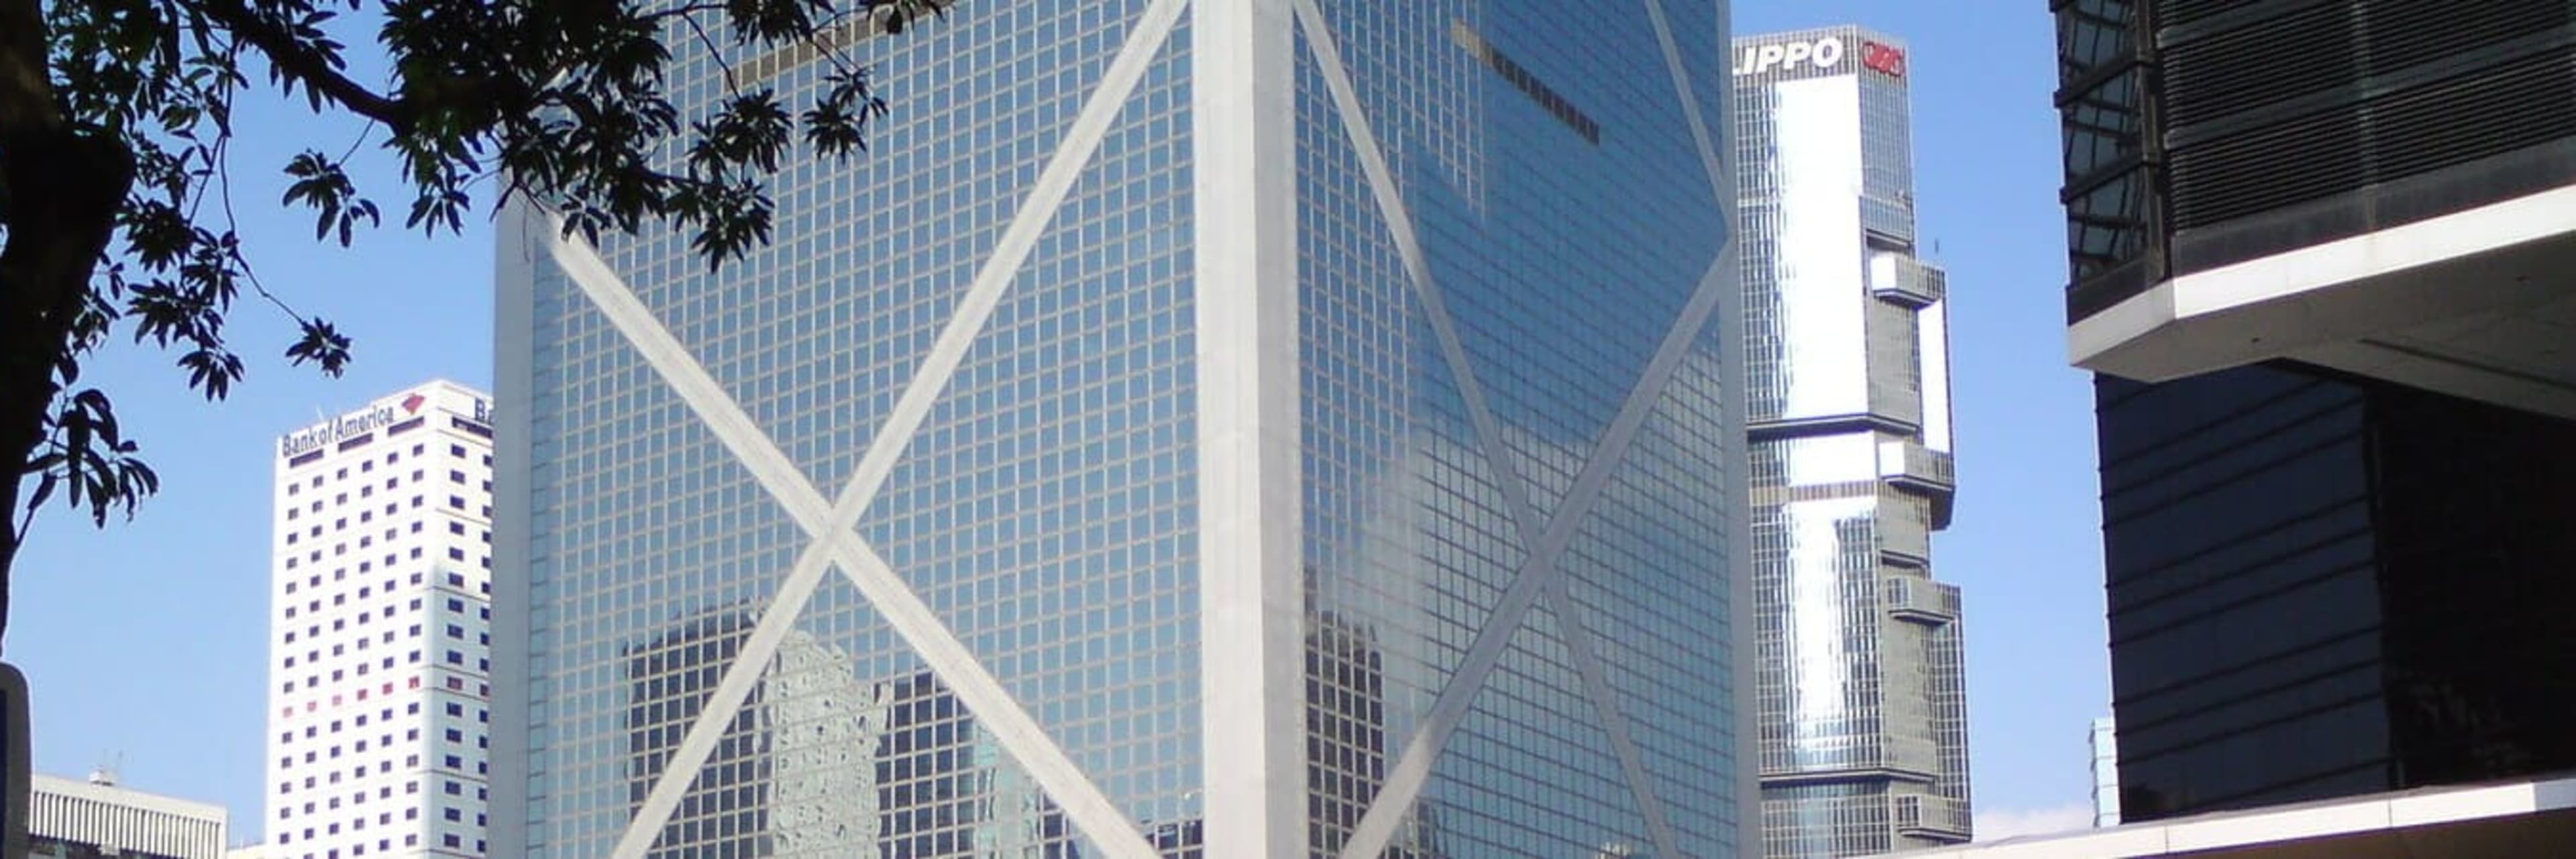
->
[1296,1,1739,856]
[515,0,1752,855]
[515,1,1199,856]
[842,13,1202,846]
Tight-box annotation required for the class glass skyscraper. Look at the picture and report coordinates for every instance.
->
[1731,26,1971,858]
[492,2,1752,857]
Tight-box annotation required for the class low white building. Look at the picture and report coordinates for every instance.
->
[30,771,227,859]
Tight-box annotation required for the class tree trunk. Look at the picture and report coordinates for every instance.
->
[0,132,132,655]
[0,0,137,653]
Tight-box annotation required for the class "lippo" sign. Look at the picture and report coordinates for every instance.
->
[1733,36,1844,77]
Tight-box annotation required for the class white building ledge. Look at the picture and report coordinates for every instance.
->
[2070,184,2576,421]
[1878,772,2576,859]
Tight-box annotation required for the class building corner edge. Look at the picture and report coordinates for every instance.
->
[486,197,539,859]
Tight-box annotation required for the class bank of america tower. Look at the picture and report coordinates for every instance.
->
[494,2,1752,856]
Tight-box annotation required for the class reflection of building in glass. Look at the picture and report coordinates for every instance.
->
[1733,25,1972,858]
[625,613,773,859]
[1142,819,1200,854]
[1305,611,1438,859]
[873,670,1073,858]
[626,610,1084,856]
[768,631,882,853]
[625,611,886,857]
[494,1,1748,855]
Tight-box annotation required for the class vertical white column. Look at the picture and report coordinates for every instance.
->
[1191,0,1307,855]
[486,198,539,859]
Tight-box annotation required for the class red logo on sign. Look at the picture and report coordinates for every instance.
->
[401,393,427,414]
[1862,42,1907,78]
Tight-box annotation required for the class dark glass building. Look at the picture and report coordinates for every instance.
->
[2095,364,2576,819]
[2054,0,2576,825]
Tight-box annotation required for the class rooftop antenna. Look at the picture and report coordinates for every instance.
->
[87,751,121,787]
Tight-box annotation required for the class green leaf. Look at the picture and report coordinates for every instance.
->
[25,474,59,516]
[285,319,353,377]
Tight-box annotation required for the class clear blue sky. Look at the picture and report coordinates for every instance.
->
[11,0,2104,844]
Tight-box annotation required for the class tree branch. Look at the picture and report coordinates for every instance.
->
[188,0,416,132]
[0,0,61,136]
[678,13,745,101]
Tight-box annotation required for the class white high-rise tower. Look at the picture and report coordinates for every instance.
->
[264,381,496,859]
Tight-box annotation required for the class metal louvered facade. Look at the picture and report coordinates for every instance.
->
[2055,0,2576,423]
[30,774,229,859]
[2057,0,2576,320]
[2157,0,2576,273]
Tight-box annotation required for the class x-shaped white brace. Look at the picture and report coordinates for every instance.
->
[558,1,1194,857]
[1302,1,1737,856]
[554,0,1729,855]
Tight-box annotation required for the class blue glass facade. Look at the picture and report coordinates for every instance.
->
[495,2,1745,856]
[1291,3,1744,857]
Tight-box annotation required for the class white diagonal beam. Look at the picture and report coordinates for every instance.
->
[1293,5,1702,858]
[1640,1,1768,846]
[1285,0,1542,548]
[1560,6,1728,853]
[557,213,1148,859]
[1546,576,1682,855]
[1642,0,1727,203]
[570,1,1191,855]
[549,221,854,859]
[1338,246,1731,859]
